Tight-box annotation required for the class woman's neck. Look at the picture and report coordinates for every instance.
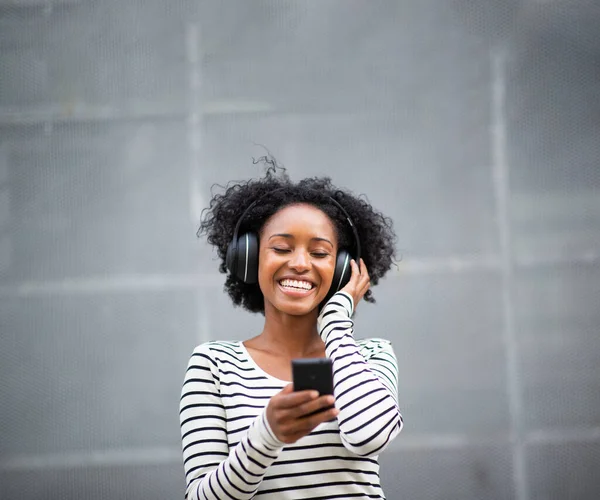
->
[255,306,323,359]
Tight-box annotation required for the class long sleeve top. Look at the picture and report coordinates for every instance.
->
[179,291,403,499]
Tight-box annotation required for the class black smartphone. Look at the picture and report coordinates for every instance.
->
[291,358,334,396]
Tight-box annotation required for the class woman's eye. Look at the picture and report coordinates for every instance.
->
[311,252,329,258]
[272,247,290,253]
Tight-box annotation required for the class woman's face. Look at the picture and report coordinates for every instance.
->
[258,203,338,317]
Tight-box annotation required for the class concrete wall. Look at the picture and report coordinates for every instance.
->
[1,1,599,498]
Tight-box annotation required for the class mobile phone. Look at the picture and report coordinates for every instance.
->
[291,358,334,396]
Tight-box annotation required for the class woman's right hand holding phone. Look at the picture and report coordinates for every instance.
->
[266,385,338,444]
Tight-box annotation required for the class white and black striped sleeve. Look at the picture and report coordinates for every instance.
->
[317,291,403,458]
[180,344,285,499]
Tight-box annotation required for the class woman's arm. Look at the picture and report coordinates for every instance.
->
[180,344,284,500]
[318,291,403,457]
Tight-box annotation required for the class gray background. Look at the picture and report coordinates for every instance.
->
[1,1,599,499]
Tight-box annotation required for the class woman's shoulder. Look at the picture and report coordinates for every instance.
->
[187,341,248,382]
[192,340,243,358]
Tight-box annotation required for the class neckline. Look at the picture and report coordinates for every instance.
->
[237,341,291,385]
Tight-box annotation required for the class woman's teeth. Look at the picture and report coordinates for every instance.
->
[279,279,313,290]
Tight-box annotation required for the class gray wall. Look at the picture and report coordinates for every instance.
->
[1,1,600,499]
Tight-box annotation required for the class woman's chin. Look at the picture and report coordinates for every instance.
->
[274,300,317,316]
[263,284,331,317]
[268,294,324,317]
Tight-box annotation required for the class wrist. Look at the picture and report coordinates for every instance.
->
[336,291,354,314]
[258,409,286,449]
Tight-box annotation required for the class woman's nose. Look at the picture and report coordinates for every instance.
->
[288,249,310,271]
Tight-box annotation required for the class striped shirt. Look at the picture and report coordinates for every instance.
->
[180,292,403,499]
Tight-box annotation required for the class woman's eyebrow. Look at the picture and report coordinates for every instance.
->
[311,237,334,247]
[268,233,293,240]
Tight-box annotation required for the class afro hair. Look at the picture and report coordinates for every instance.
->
[198,158,397,314]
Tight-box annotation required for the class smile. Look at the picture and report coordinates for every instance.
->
[278,279,315,291]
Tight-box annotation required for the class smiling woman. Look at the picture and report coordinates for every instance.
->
[180,159,403,500]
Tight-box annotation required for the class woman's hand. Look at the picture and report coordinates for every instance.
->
[266,384,339,444]
[340,258,370,309]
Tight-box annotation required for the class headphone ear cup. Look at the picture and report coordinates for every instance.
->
[225,239,238,276]
[324,250,352,304]
[226,233,259,283]
[242,232,259,284]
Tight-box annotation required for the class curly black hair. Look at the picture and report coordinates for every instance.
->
[198,158,397,314]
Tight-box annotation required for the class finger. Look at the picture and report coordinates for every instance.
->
[294,395,336,419]
[276,389,319,409]
[300,405,340,429]
[359,259,369,279]
[358,262,369,287]
[350,259,361,281]
[279,404,340,442]
[287,406,339,437]
[356,280,369,299]
[359,263,370,285]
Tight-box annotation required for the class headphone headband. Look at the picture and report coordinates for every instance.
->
[231,188,361,261]
[325,197,362,263]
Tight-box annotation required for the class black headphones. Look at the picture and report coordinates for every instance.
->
[226,189,361,304]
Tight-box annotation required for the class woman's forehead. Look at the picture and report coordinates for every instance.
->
[260,203,337,239]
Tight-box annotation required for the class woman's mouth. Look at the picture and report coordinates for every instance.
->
[278,278,316,296]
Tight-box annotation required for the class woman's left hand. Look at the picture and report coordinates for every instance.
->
[340,258,370,309]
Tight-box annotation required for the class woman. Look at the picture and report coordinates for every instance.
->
[180,163,403,499]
